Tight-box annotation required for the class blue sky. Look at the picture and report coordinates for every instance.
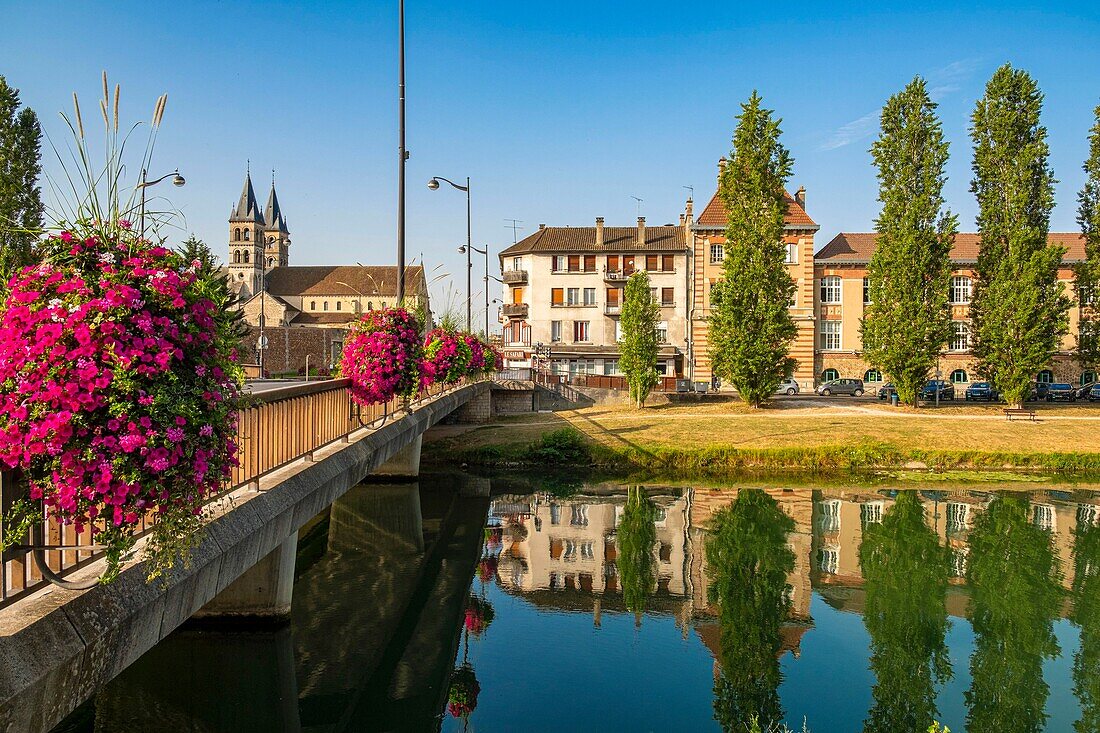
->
[4,1,1100,327]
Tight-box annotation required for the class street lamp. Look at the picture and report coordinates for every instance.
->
[428,175,472,330]
[136,168,185,240]
[459,244,492,337]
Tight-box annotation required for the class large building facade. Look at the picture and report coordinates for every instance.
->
[813,232,1094,389]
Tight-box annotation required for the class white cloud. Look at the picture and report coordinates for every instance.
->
[818,110,880,151]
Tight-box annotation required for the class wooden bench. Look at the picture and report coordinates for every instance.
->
[1004,408,1037,422]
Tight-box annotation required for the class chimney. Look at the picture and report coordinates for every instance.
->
[795,185,806,209]
[595,217,605,246]
[717,157,728,181]
[538,223,546,230]
[685,198,694,226]
[637,216,646,246]
[679,213,685,226]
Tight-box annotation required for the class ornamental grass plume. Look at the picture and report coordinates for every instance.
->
[340,307,423,405]
[0,220,242,581]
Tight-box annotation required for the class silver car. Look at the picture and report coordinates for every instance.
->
[775,378,799,395]
[815,378,865,397]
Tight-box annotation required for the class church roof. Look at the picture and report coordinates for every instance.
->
[264,265,426,297]
[230,172,265,224]
[264,182,289,234]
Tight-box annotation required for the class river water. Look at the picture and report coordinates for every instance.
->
[54,475,1100,732]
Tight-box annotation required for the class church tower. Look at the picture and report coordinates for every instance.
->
[263,176,291,269]
[228,170,266,297]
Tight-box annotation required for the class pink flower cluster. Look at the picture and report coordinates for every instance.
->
[0,224,240,539]
[422,328,474,386]
[341,308,423,406]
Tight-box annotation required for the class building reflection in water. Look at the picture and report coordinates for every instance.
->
[489,484,1100,729]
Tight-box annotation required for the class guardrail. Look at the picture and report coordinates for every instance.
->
[0,377,473,609]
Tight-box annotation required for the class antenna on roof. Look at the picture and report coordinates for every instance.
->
[630,196,643,217]
[682,185,693,201]
[505,218,524,244]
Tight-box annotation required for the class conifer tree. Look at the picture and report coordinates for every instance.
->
[619,270,660,408]
[708,92,797,407]
[0,75,43,287]
[861,77,957,406]
[1076,103,1100,372]
[969,64,1070,407]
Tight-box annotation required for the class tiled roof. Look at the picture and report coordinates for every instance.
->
[499,224,686,257]
[264,265,425,297]
[291,312,357,325]
[817,232,1087,264]
[695,190,817,229]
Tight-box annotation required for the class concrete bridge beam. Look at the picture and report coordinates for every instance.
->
[373,434,424,479]
[192,532,299,623]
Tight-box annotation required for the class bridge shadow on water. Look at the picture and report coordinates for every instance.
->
[51,474,491,733]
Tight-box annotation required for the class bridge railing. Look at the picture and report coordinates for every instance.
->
[0,376,474,609]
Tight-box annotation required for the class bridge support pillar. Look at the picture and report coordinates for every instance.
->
[194,531,298,623]
[374,434,423,479]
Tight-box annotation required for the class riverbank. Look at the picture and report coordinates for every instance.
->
[425,402,1100,475]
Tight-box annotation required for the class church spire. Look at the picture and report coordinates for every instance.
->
[264,175,289,234]
[230,170,265,224]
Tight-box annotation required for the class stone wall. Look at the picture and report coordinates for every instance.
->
[450,390,493,423]
[492,390,534,415]
[244,326,348,375]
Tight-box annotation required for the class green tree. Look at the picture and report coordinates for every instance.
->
[705,489,795,731]
[965,494,1063,733]
[1076,104,1100,372]
[1071,516,1100,733]
[0,74,43,288]
[620,270,660,408]
[708,92,797,407]
[178,234,247,344]
[617,487,657,622]
[859,492,952,733]
[969,64,1071,407]
[861,78,957,406]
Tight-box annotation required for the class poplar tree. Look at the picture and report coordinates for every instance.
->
[0,75,43,287]
[619,270,660,408]
[708,92,797,407]
[861,77,957,406]
[969,64,1070,407]
[1076,103,1100,372]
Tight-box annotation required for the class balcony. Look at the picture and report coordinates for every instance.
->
[603,268,633,283]
[502,303,528,319]
[605,304,621,316]
[502,269,528,284]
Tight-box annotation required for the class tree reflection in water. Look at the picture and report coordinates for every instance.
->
[705,489,795,732]
[965,493,1063,733]
[859,491,952,733]
[618,486,658,622]
[1073,512,1100,733]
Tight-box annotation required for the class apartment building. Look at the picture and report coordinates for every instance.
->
[689,159,820,389]
[813,232,1093,389]
[498,213,692,377]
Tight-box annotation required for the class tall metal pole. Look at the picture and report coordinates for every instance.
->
[465,177,472,331]
[483,246,489,338]
[396,0,407,305]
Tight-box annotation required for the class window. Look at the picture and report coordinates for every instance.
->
[512,287,524,304]
[786,242,797,264]
[367,301,373,311]
[645,254,659,271]
[549,503,561,525]
[567,287,580,305]
[1037,369,1054,384]
[1078,503,1100,527]
[656,320,668,343]
[710,242,724,264]
[947,503,970,533]
[950,549,968,578]
[819,547,839,574]
[656,361,668,375]
[649,286,658,302]
[603,359,619,375]
[1032,504,1056,532]
[1083,371,1098,385]
[243,249,250,263]
[552,256,566,272]
[583,287,596,306]
[336,301,342,311]
[584,255,596,272]
[662,254,674,271]
[234,228,241,241]
[511,256,523,271]
[573,321,590,342]
[820,275,842,304]
[1080,284,1096,306]
[864,369,883,382]
[233,250,241,264]
[267,257,275,268]
[570,504,589,526]
[606,288,620,306]
[863,277,870,305]
[614,320,622,342]
[323,301,329,311]
[861,502,884,525]
[821,368,839,382]
[820,321,841,350]
[818,500,841,532]
[606,255,619,272]
[567,255,580,272]
[243,229,250,241]
[951,369,968,384]
[310,300,316,310]
[551,320,562,342]
[661,287,674,306]
[950,276,972,305]
[551,288,564,306]
[949,321,970,352]
[623,255,636,275]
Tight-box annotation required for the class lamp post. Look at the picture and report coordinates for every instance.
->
[335,280,366,314]
[397,0,407,304]
[136,168,185,240]
[428,175,471,330]
[459,244,492,337]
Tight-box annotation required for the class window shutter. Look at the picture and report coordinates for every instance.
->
[551,288,563,305]
[662,254,674,271]
[584,255,596,271]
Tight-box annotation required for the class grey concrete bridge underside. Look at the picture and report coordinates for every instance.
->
[0,381,489,733]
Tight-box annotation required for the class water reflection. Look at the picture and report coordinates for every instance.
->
[1073,513,1100,733]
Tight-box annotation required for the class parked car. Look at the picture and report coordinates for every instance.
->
[775,378,799,395]
[1028,382,1051,401]
[1090,384,1100,402]
[920,380,955,401]
[1047,383,1077,402]
[815,378,865,397]
[1075,382,1098,400]
[965,382,999,402]
[877,383,897,400]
